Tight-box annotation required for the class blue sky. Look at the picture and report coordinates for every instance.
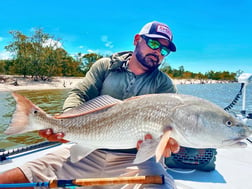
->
[0,0,252,74]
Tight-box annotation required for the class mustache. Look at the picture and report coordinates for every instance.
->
[146,53,159,60]
[145,53,160,66]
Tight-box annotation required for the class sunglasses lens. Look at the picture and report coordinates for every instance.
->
[147,39,160,49]
[160,47,170,56]
[142,35,170,56]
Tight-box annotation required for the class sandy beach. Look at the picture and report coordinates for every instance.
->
[0,75,83,92]
[0,75,232,92]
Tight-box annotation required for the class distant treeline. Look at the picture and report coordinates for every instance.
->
[160,65,238,81]
[0,28,240,81]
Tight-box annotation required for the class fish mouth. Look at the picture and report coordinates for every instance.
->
[222,137,248,148]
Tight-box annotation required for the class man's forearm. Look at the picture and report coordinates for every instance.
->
[0,168,32,189]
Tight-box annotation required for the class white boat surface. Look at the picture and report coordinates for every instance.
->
[168,139,252,189]
[1,140,251,189]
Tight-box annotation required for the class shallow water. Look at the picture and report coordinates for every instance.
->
[0,89,69,149]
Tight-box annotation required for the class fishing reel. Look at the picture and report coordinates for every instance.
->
[165,147,217,171]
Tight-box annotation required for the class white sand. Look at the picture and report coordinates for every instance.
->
[0,75,83,92]
[0,75,231,92]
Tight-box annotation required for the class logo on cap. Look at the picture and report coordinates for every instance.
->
[156,24,172,40]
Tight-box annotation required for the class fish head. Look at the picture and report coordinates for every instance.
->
[196,109,251,148]
[172,97,252,149]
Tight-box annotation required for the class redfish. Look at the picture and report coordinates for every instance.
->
[4,93,251,164]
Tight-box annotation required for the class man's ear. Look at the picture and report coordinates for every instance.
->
[134,34,141,45]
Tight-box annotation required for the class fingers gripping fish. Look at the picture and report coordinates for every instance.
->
[4,93,252,164]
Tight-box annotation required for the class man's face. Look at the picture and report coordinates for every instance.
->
[134,36,170,71]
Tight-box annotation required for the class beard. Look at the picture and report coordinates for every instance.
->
[135,44,161,71]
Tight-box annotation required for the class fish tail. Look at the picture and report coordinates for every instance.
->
[4,92,45,135]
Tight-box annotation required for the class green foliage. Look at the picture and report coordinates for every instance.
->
[3,29,84,80]
[76,53,103,75]
[0,29,240,81]
[0,60,5,73]
[160,65,237,81]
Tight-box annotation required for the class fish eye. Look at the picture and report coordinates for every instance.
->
[226,120,233,127]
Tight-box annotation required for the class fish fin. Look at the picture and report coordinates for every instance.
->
[124,94,154,102]
[133,139,159,164]
[70,144,96,163]
[55,95,122,119]
[4,93,45,135]
[155,130,172,163]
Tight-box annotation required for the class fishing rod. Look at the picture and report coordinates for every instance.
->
[0,175,164,188]
[0,141,61,162]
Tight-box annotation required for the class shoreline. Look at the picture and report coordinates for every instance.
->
[0,75,234,92]
[0,75,83,92]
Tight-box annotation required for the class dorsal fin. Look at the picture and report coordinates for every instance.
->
[124,94,152,102]
[55,95,122,119]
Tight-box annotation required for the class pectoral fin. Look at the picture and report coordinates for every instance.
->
[70,144,96,163]
[155,130,171,163]
[133,139,159,164]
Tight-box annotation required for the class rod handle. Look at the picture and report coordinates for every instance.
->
[49,175,164,187]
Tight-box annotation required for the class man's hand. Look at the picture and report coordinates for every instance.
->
[39,129,69,143]
[136,134,180,157]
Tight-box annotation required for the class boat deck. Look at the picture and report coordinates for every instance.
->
[1,140,251,189]
[168,139,252,189]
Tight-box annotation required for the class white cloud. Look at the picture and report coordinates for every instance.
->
[101,35,114,48]
[87,49,95,53]
[0,51,12,60]
[105,41,113,48]
[30,27,37,32]
[42,38,63,49]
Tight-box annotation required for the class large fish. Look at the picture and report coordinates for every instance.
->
[4,93,252,164]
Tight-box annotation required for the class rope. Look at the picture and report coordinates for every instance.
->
[224,83,244,111]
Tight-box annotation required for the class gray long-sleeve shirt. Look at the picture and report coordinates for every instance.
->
[63,51,177,111]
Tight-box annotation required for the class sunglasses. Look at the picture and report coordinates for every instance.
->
[141,35,171,56]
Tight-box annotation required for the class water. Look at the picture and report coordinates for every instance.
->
[0,83,251,150]
[0,89,69,149]
[177,83,251,111]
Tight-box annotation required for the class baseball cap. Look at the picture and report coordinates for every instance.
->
[139,21,176,52]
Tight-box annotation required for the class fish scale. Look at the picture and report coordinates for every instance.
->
[4,92,252,164]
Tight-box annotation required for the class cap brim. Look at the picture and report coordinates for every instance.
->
[144,34,176,52]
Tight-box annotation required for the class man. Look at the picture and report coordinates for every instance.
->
[0,21,180,188]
